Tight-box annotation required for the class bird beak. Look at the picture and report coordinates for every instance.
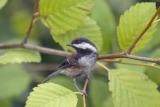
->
[66,43,72,47]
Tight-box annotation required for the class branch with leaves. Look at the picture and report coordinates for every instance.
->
[0,3,160,65]
[1,43,160,64]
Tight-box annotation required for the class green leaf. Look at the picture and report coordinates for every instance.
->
[107,0,135,14]
[0,48,41,64]
[49,76,77,91]
[51,17,102,51]
[91,0,116,52]
[115,59,145,73]
[10,10,37,37]
[0,0,8,10]
[0,99,11,107]
[109,69,160,107]
[40,0,94,36]
[49,76,83,107]
[26,83,78,107]
[145,49,160,85]
[0,65,31,99]
[147,26,160,50]
[117,3,157,53]
[149,0,160,2]
[89,77,114,107]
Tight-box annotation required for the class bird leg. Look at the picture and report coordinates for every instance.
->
[73,78,81,91]
[72,78,87,96]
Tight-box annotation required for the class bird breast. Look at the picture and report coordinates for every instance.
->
[78,53,97,71]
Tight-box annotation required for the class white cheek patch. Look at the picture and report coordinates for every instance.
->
[73,42,97,52]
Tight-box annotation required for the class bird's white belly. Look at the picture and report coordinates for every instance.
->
[78,54,96,76]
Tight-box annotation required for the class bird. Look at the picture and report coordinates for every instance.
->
[42,37,98,94]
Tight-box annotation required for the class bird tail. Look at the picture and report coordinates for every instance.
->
[42,70,61,83]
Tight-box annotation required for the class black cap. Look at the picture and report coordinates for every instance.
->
[156,2,160,9]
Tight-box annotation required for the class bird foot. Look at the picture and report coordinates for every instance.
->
[81,89,87,96]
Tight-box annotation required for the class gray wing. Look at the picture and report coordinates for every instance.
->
[42,58,77,83]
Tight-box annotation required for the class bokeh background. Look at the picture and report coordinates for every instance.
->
[0,0,160,107]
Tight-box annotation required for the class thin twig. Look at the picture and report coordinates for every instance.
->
[103,59,160,70]
[21,15,34,45]
[96,62,111,75]
[82,92,86,107]
[82,79,89,107]
[83,79,89,92]
[21,0,39,45]
[0,43,21,49]
[127,8,160,54]
[124,54,160,64]
[96,62,111,72]
[98,52,126,60]
[98,53,160,64]
[0,43,71,57]
[1,43,160,64]
[74,92,83,95]
[23,44,72,57]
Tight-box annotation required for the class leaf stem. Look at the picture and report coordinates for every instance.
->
[103,59,160,70]
[74,92,83,95]
[97,62,111,72]
[1,43,160,64]
[126,7,160,54]
[82,79,89,107]
[98,53,160,64]
[0,43,71,57]
[21,0,39,45]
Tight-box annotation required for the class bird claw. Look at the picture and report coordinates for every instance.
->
[81,89,87,96]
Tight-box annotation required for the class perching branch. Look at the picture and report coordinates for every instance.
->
[126,7,160,54]
[1,43,160,64]
[0,43,71,57]
[23,44,72,57]
[82,79,89,107]
[21,0,39,45]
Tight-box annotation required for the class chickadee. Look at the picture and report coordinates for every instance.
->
[43,37,97,93]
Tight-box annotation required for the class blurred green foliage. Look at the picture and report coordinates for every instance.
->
[91,0,116,52]
[117,3,157,53]
[0,0,7,10]
[146,50,160,84]
[0,48,41,64]
[89,76,114,107]
[109,69,160,107]
[0,65,31,99]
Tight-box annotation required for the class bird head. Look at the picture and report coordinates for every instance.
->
[67,37,97,55]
